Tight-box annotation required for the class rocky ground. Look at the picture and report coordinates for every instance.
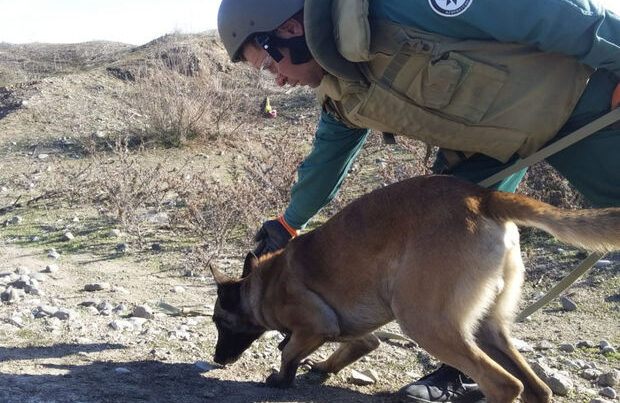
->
[0,35,619,403]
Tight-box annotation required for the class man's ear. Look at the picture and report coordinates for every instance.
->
[275,17,304,38]
[217,281,242,312]
[241,252,259,278]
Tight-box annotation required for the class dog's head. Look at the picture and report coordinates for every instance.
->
[211,252,265,365]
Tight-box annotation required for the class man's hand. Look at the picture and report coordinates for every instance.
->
[253,216,298,257]
[612,82,620,109]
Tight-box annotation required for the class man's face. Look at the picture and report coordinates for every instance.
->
[242,41,324,88]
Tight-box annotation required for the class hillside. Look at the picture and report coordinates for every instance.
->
[0,34,618,403]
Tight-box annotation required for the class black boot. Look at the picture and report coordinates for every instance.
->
[398,365,486,403]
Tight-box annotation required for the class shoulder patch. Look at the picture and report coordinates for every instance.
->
[428,0,473,17]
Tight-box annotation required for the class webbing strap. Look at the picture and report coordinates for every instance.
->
[479,107,620,188]
[378,40,433,89]
[516,252,605,322]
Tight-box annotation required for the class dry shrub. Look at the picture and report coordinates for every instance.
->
[128,46,260,147]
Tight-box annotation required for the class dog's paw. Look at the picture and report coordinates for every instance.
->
[265,372,293,388]
[301,358,330,373]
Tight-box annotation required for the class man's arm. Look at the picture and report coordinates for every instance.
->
[283,111,369,229]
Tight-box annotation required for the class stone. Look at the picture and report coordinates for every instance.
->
[63,232,74,241]
[577,340,596,349]
[581,369,602,381]
[78,299,99,307]
[132,305,154,319]
[9,216,22,224]
[36,305,59,317]
[171,286,185,293]
[589,399,612,403]
[48,250,60,259]
[116,243,128,252]
[559,343,575,353]
[53,309,77,320]
[109,229,122,238]
[602,346,616,354]
[599,370,619,387]
[113,303,127,313]
[37,154,49,160]
[84,282,110,292]
[97,301,113,315]
[599,340,612,349]
[560,296,577,311]
[599,387,617,399]
[546,372,574,396]
[44,264,59,273]
[530,361,574,396]
[6,286,25,302]
[563,359,580,369]
[151,243,162,252]
[348,369,375,386]
[360,369,380,382]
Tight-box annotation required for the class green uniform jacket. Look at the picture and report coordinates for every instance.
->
[284,0,620,229]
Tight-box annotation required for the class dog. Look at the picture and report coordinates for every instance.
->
[210,175,620,403]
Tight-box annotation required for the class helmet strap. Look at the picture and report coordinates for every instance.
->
[255,33,313,65]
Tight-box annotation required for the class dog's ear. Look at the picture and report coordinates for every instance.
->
[241,252,259,278]
[210,264,232,285]
[217,281,242,312]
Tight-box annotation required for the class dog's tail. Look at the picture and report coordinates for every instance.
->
[483,191,620,252]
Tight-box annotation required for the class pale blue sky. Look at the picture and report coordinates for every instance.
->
[0,0,222,45]
[0,0,619,45]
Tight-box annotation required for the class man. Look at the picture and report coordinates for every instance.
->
[217,0,620,401]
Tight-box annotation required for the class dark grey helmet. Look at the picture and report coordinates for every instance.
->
[218,0,305,62]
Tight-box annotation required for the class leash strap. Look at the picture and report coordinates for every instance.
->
[479,107,620,188]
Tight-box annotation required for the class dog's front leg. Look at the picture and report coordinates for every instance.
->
[266,333,325,388]
[304,333,380,374]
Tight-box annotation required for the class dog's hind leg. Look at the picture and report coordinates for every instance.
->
[266,333,325,388]
[476,320,551,403]
[399,320,524,403]
[303,333,380,374]
[475,246,552,403]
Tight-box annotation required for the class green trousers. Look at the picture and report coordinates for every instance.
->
[433,69,620,208]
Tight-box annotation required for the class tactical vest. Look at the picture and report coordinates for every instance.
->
[304,0,593,163]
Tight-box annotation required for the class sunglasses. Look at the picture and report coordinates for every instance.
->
[254,33,284,63]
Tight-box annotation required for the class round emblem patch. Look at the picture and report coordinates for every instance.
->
[428,0,473,17]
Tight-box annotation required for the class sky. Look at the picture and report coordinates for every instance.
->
[0,0,619,46]
[0,0,222,45]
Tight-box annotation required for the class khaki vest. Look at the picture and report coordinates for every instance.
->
[304,0,593,162]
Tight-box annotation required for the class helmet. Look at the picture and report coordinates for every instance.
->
[217,0,305,62]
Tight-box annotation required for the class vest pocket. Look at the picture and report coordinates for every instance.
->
[405,52,507,123]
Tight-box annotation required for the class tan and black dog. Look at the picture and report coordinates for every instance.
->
[210,175,620,403]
